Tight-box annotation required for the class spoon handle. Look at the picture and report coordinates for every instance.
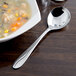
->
[13,28,50,69]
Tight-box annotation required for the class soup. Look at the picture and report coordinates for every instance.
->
[0,0,31,38]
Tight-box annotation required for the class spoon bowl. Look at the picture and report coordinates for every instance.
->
[48,7,71,30]
[13,7,71,69]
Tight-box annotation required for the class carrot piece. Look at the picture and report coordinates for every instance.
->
[17,17,22,21]
[11,21,22,27]
[11,27,17,31]
[16,22,22,26]
[16,22,23,27]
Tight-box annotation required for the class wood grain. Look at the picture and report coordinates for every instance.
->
[0,0,76,76]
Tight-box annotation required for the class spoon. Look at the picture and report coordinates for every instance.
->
[13,7,71,69]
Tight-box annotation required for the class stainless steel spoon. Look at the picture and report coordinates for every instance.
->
[13,7,71,69]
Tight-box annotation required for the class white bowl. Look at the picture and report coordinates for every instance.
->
[0,0,41,43]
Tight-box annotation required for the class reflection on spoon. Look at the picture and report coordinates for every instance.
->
[51,0,67,5]
[13,7,71,69]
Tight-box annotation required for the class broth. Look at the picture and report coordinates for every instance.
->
[0,0,31,38]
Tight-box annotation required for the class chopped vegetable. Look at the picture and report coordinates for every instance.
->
[17,17,22,21]
[11,27,17,31]
[7,9,11,13]
[15,13,19,17]
[16,22,22,26]
[4,29,9,33]
[2,4,8,8]
[11,21,22,27]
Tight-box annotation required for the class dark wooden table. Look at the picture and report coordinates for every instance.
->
[0,0,76,76]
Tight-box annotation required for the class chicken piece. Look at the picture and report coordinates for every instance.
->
[19,10,29,18]
[2,13,16,23]
[21,3,27,8]
[19,10,27,16]
[2,13,9,23]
